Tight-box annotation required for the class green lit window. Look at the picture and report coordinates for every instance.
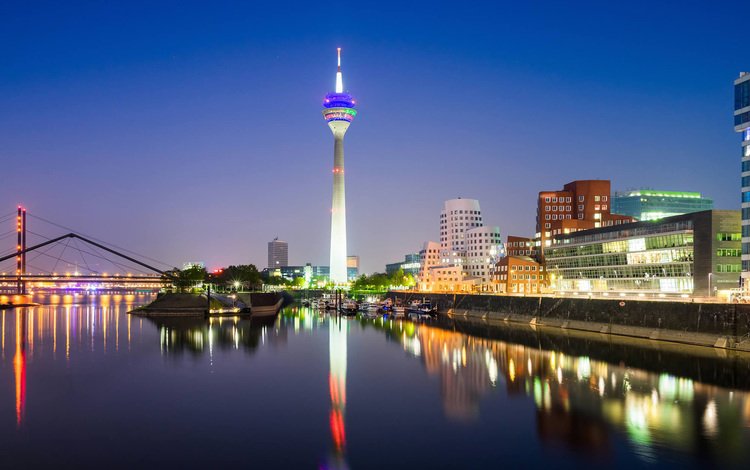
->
[717,233,742,242]
[717,249,741,257]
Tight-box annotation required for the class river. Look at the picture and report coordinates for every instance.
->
[1,293,749,468]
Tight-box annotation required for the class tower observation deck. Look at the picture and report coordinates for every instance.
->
[323,48,357,285]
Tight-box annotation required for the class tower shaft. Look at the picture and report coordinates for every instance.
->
[329,125,349,284]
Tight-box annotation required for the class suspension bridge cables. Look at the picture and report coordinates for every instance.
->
[26,214,174,270]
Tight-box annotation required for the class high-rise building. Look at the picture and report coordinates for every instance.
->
[613,189,713,221]
[267,237,288,269]
[323,48,357,284]
[346,255,359,281]
[537,180,634,254]
[735,72,750,280]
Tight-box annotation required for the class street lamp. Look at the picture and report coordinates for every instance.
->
[708,272,714,298]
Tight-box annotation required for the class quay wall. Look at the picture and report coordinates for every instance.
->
[387,292,750,350]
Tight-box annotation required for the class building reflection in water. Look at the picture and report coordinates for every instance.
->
[4,301,750,465]
[354,315,750,464]
[327,315,349,469]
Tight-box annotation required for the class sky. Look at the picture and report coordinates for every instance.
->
[0,0,747,274]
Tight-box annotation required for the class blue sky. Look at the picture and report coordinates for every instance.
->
[0,1,746,273]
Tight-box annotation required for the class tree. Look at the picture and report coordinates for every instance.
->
[169,266,208,292]
[215,264,262,290]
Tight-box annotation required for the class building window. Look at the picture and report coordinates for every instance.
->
[552,197,557,203]
[602,196,608,202]
[594,196,600,202]
[545,197,550,203]
[545,223,551,229]
[578,196,584,202]
[578,205,584,211]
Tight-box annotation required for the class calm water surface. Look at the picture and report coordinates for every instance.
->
[1,293,750,468]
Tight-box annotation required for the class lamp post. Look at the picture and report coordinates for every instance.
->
[708,272,714,298]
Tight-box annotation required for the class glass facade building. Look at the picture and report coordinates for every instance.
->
[736,72,750,278]
[546,210,740,296]
[612,190,713,221]
[386,253,421,277]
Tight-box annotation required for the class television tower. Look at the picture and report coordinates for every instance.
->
[322,48,357,285]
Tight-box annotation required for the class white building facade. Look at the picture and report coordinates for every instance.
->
[419,198,503,290]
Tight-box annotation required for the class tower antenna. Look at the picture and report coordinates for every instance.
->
[335,48,343,93]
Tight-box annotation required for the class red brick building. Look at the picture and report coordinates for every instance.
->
[536,180,634,255]
[493,256,543,294]
[506,235,538,258]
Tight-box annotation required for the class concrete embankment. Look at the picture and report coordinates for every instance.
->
[387,292,750,351]
[130,293,215,316]
[132,292,288,316]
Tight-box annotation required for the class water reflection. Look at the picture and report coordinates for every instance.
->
[352,314,750,464]
[327,314,349,469]
[146,315,286,356]
[2,293,148,428]
[3,300,750,466]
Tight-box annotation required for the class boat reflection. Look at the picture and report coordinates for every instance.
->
[147,315,286,356]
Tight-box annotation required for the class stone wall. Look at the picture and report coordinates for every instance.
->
[387,292,750,345]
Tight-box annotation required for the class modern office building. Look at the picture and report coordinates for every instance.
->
[537,180,634,255]
[182,261,205,271]
[613,189,713,221]
[267,238,288,269]
[346,255,359,281]
[545,210,740,296]
[493,256,543,294]
[262,264,329,282]
[386,253,421,277]
[323,48,357,284]
[736,72,750,280]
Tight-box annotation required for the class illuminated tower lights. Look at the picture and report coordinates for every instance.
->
[322,48,357,285]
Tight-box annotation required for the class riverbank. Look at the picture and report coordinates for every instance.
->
[387,291,750,351]
[131,292,288,317]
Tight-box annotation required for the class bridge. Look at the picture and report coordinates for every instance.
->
[0,206,175,294]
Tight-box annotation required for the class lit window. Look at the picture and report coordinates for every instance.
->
[595,205,600,210]
[594,196,600,202]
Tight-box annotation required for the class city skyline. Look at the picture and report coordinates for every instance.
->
[0,1,747,274]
